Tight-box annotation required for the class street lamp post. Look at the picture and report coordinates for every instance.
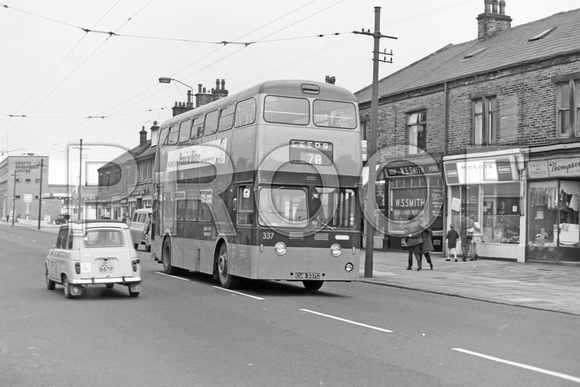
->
[158,77,194,108]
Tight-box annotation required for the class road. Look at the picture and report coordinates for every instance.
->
[1,223,579,386]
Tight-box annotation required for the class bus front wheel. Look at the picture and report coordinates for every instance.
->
[303,280,324,291]
[217,244,239,289]
[162,238,179,275]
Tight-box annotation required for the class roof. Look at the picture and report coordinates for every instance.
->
[355,9,580,104]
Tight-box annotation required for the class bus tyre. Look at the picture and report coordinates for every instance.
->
[303,280,324,291]
[217,244,239,289]
[162,238,179,275]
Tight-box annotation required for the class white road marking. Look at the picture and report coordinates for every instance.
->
[155,272,190,281]
[300,309,393,333]
[453,348,580,384]
[212,286,266,301]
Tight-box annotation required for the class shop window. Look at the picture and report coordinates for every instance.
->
[528,180,579,247]
[555,76,580,138]
[481,183,520,244]
[473,96,497,145]
[407,111,426,154]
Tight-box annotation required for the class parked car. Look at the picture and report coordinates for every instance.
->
[54,214,69,225]
[128,208,152,251]
[45,220,142,299]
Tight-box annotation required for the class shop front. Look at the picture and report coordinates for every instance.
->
[443,149,526,262]
[526,149,580,263]
[373,156,444,251]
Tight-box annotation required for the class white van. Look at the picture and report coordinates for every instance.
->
[129,208,152,251]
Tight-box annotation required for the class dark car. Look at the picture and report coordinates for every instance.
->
[54,214,70,225]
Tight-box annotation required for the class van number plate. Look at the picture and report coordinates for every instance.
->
[295,272,320,279]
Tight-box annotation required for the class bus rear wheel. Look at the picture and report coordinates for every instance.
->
[303,280,324,291]
[162,238,179,275]
[217,244,239,289]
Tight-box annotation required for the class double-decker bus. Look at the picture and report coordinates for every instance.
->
[151,80,362,290]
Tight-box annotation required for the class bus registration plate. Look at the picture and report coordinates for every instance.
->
[295,272,320,279]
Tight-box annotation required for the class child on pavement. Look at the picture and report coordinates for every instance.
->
[446,224,460,262]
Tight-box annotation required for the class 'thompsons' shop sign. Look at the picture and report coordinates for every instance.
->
[444,156,518,185]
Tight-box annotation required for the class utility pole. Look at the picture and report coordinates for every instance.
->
[37,158,44,230]
[78,139,83,221]
[354,7,396,278]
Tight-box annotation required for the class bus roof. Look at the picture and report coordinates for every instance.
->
[159,79,357,128]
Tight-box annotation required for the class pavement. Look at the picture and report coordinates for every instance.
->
[359,249,580,316]
[5,220,580,316]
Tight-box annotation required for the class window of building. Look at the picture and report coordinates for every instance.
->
[25,179,31,183]
[473,96,497,145]
[407,111,426,154]
[556,78,580,137]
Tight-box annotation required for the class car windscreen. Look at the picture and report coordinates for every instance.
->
[83,229,124,248]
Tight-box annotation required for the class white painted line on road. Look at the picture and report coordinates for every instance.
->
[155,272,190,281]
[212,286,266,301]
[300,309,393,333]
[452,348,580,384]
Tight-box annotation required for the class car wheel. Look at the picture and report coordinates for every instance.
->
[217,244,239,289]
[62,276,73,299]
[133,243,139,250]
[45,267,55,290]
[162,238,179,275]
[303,280,324,291]
[106,283,114,289]
[129,289,140,297]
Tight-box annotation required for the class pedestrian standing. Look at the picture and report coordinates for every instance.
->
[460,214,480,261]
[446,224,460,261]
[404,214,424,271]
[420,228,434,269]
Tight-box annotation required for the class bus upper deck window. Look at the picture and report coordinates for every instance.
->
[179,120,192,143]
[167,126,179,145]
[234,98,256,127]
[264,96,309,125]
[313,100,357,129]
[218,105,235,132]
[158,127,169,147]
[191,116,204,139]
[204,110,219,136]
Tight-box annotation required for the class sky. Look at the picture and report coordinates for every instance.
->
[1,0,579,184]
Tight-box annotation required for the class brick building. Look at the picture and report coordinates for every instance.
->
[356,1,580,263]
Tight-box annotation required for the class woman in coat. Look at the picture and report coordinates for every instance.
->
[404,215,424,271]
[420,228,434,269]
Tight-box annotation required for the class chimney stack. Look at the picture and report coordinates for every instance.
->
[139,126,147,146]
[477,0,511,39]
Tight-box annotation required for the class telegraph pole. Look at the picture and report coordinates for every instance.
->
[37,158,44,230]
[354,7,396,278]
[78,139,83,221]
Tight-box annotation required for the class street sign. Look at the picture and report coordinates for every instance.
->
[23,194,33,203]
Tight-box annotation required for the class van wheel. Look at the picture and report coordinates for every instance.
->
[62,276,73,299]
[303,281,324,291]
[217,244,239,289]
[162,238,179,275]
[46,267,55,290]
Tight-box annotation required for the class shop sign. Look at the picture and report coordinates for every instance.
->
[392,187,426,217]
[385,163,440,177]
[529,158,580,178]
[527,160,549,179]
[444,157,517,185]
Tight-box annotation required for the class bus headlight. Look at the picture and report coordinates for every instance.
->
[274,242,287,256]
[330,244,342,257]
[345,262,354,272]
